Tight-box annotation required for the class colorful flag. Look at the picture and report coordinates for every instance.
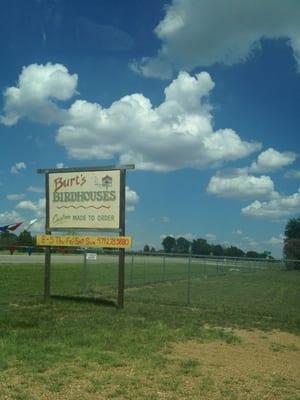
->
[8,222,23,231]
[0,222,23,232]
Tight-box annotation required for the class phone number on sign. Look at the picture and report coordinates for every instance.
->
[36,235,132,248]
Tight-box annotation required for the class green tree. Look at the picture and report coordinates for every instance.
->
[191,238,211,255]
[162,236,176,253]
[225,246,244,257]
[18,230,35,246]
[283,217,300,269]
[245,250,260,258]
[0,231,18,247]
[175,237,191,254]
[210,244,224,256]
[143,244,150,253]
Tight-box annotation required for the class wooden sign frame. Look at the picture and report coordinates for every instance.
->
[38,164,135,308]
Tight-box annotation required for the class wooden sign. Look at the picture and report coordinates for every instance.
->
[36,234,132,249]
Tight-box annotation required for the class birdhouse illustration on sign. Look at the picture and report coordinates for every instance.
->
[102,175,112,190]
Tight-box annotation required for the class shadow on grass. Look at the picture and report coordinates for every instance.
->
[50,294,117,308]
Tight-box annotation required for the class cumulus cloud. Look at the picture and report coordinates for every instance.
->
[242,236,258,248]
[267,234,284,246]
[249,148,297,173]
[1,63,78,125]
[27,186,44,193]
[242,189,300,219]
[0,210,22,224]
[56,162,64,169]
[56,71,260,171]
[125,186,139,212]
[205,233,216,242]
[129,57,173,80]
[232,229,243,235]
[133,0,300,78]
[207,170,275,199]
[10,162,26,174]
[285,169,300,179]
[7,194,26,201]
[16,198,45,217]
[2,64,260,171]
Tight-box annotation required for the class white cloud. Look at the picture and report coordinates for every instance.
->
[285,169,300,179]
[267,234,284,246]
[242,189,300,219]
[27,186,44,193]
[242,236,258,248]
[56,71,260,171]
[205,233,216,242]
[10,162,26,174]
[207,170,274,199]
[7,194,26,201]
[160,234,174,240]
[16,198,45,217]
[134,0,300,78]
[1,63,78,125]
[129,57,172,80]
[232,229,243,235]
[161,216,170,223]
[2,65,260,172]
[0,210,22,224]
[250,148,297,173]
[56,163,64,169]
[125,186,139,212]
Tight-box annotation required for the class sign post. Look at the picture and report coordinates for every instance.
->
[44,172,51,301]
[38,164,134,307]
[118,169,126,308]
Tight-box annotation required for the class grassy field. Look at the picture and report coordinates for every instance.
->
[0,260,300,399]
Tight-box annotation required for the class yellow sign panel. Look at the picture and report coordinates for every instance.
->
[36,234,132,249]
[48,170,120,230]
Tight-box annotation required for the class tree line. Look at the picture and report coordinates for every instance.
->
[143,217,300,268]
[2,218,299,268]
[158,236,270,258]
[0,230,35,248]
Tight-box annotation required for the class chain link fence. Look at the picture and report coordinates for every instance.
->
[0,247,299,307]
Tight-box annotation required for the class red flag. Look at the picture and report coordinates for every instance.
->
[8,222,23,231]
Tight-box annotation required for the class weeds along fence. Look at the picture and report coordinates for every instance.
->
[0,247,298,307]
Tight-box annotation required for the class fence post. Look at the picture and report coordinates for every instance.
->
[81,250,87,295]
[163,254,166,282]
[187,252,191,305]
[143,257,146,285]
[130,254,134,287]
[44,246,51,301]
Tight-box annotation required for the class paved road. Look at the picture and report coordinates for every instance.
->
[0,254,85,264]
[0,254,190,265]
[0,253,268,269]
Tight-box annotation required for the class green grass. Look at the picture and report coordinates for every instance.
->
[0,301,239,399]
[1,259,299,332]
[0,259,299,399]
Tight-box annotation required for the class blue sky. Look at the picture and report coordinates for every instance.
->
[1,0,300,257]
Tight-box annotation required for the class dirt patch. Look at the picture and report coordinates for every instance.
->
[1,330,300,400]
[170,329,300,399]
